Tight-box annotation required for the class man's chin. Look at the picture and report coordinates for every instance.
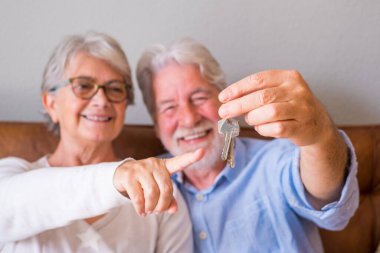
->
[171,142,209,156]
[168,135,224,171]
[182,146,223,172]
[185,153,221,172]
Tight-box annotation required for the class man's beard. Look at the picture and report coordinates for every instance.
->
[168,120,224,171]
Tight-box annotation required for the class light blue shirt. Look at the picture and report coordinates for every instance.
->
[171,132,359,253]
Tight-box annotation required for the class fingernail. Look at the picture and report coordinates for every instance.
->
[194,148,205,157]
[219,106,228,118]
[219,91,229,102]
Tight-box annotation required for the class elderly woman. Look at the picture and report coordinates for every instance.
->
[0,32,202,253]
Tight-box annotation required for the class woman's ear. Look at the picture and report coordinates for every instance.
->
[41,92,58,123]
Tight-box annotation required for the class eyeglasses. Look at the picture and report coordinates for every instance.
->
[49,77,132,103]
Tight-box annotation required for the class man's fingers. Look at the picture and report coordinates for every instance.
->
[244,102,296,126]
[165,148,205,174]
[254,120,298,139]
[219,70,289,103]
[219,70,304,103]
[218,85,289,118]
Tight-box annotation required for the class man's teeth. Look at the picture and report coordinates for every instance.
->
[183,131,207,141]
[84,115,111,122]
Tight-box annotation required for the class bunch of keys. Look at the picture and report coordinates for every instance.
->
[218,118,240,168]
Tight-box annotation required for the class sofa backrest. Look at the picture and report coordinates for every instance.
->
[0,121,379,252]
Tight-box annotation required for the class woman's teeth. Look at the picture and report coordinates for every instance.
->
[83,115,112,122]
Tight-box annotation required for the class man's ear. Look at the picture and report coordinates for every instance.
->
[153,118,161,139]
[41,92,58,123]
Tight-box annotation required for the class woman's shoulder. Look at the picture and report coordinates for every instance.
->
[0,156,30,166]
[0,156,48,172]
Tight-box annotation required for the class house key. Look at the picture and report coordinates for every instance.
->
[218,118,240,168]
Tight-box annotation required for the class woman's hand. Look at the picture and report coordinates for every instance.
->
[113,149,204,216]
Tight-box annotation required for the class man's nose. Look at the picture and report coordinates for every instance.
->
[178,104,201,127]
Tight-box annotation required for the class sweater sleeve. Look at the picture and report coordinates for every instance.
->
[155,184,193,253]
[0,157,130,242]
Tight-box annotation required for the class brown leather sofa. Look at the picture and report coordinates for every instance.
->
[0,121,379,253]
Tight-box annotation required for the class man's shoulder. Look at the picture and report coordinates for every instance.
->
[238,137,296,153]
[237,137,298,172]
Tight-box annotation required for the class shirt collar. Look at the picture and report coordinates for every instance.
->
[172,170,184,183]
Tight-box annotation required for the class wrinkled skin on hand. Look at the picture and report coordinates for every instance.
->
[113,149,204,216]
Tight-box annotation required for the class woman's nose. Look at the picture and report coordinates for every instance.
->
[90,87,110,106]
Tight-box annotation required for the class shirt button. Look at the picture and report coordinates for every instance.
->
[195,193,204,201]
[199,231,207,240]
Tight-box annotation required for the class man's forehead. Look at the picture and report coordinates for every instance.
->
[156,86,216,103]
[152,62,220,102]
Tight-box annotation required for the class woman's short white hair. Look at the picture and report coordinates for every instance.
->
[41,31,133,133]
[136,37,226,120]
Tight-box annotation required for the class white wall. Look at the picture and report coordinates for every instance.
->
[0,0,379,126]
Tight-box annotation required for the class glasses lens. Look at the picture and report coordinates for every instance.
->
[70,77,129,102]
[104,81,128,102]
[71,78,96,99]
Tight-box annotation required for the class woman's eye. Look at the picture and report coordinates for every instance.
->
[108,87,123,93]
[107,82,126,94]
[77,83,93,90]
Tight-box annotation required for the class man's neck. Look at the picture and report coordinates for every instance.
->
[183,161,226,190]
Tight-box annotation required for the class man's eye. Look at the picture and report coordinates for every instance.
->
[161,105,176,114]
[193,96,208,105]
[164,106,175,112]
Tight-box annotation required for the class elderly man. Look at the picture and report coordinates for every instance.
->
[136,38,359,253]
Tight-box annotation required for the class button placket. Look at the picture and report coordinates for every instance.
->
[199,231,207,240]
[196,193,204,201]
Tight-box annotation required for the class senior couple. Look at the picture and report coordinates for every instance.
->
[0,32,358,253]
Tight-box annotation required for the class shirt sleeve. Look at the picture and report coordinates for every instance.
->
[283,130,360,230]
[155,184,193,253]
[0,157,130,242]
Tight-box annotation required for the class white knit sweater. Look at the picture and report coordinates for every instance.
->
[0,156,193,253]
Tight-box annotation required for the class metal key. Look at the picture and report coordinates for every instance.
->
[226,120,239,168]
[218,118,240,167]
[227,136,236,167]
[218,119,232,161]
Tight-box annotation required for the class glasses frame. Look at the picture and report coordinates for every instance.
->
[49,77,132,103]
